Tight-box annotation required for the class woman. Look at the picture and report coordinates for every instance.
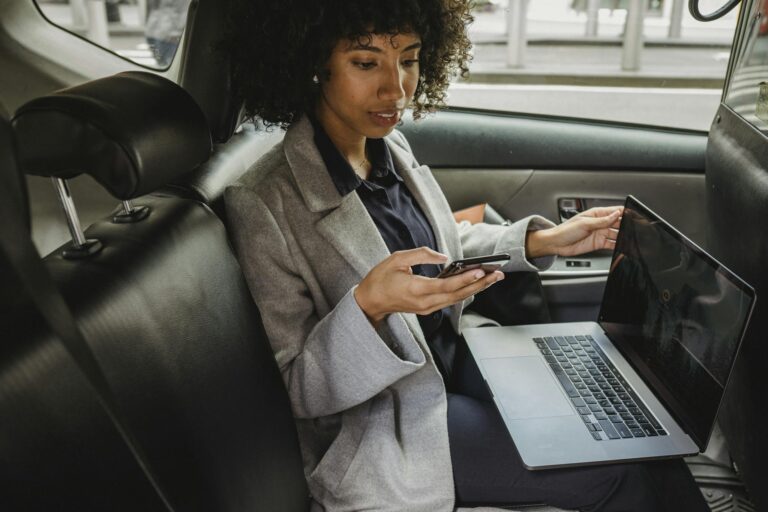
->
[224,1,709,511]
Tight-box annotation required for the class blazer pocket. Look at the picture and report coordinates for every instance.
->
[309,402,370,493]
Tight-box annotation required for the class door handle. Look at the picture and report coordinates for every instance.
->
[558,197,625,223]
[558,198,582,222]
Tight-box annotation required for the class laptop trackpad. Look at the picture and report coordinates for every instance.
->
[480,356,574,419]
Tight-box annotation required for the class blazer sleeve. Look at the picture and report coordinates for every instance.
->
[225,186,425,420]
[389,128,557,273]
[456,216,557,272]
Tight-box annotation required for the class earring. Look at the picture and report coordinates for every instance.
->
[312,74,320,84]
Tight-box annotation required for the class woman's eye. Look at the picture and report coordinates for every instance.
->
[402,59,419,68]
[353,61,376,70]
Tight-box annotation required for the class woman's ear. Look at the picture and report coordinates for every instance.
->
[320,69,332,81]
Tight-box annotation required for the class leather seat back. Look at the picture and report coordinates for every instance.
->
[4,73,309,511]
[1,110,172,510]
[42,194,308,511]
[706,105,768,511]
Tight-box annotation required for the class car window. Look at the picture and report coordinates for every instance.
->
[451,0,739,131]
[33,0,192,70]
[724,0,768,132]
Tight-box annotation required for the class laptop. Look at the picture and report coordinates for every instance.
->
[463,195,756,469]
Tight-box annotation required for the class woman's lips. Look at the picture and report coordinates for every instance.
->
[369,110,400,127]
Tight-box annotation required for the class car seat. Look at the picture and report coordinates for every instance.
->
[4,71,308,511]
[705,104,768,511]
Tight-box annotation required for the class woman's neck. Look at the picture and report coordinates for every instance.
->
[314,103,370,179]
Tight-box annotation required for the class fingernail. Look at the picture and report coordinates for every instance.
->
[474,270,485,279]
[496,274,504,281]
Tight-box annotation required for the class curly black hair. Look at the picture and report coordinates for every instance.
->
[226,0,473,128]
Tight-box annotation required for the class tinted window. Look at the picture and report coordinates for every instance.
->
[34,0,191,69]
[450,1,738,130]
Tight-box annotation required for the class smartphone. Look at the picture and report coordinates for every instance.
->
[437,253,511,278]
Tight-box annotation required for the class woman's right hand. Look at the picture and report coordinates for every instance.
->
[354,247,504,326]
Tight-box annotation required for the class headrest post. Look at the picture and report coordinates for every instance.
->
[52,177,87,248]
[112,199,151,224]
[51,177,103,259]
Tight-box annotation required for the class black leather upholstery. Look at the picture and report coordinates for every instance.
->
[168,124,284,216]
[12,72,212,199]
[1,296,171,511]
[1,113,170,510]
[4,76,309,509]
[0,117,27,232]
[49,195,309,510]
[179,0,243,143]
[2,194,310,511]
[706,105,768,510]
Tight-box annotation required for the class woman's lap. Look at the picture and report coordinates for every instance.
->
[446,339,709,512]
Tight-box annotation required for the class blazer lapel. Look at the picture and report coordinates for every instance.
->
[385,136,462,262]
[386,135,465,332]
[282,117,450,350]
[316,196,390,280]
[283,116,391,280]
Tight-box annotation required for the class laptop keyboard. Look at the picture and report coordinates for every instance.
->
[534,335,668,441]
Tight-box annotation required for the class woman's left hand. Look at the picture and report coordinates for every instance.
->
[527,206,623,258]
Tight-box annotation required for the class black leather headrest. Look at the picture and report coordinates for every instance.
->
[12,71,212,200]
[179,0,243,143]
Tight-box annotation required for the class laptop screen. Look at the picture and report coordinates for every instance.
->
[599,196,755,449]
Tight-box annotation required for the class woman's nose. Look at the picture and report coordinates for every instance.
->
[378,65,406,102]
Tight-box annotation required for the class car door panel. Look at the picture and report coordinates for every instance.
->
[401,108,707,171]
[400,109,708,322]
[431,169,706,243]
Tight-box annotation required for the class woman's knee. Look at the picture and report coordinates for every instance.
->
[585,463,658,512]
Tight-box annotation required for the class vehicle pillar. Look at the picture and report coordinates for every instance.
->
[586,0,600,37]
[622,0,645,71]
[70,0,88,28]
[85,0,111,48]
[506,0,529,68]
[668,0,686,38]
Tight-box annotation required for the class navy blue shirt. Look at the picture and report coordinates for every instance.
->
[310,117,458,377]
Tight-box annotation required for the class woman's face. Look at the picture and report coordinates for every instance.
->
[316,32,421,142]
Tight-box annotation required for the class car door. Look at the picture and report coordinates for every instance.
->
[399,108,708,322]
[396,1,735,323]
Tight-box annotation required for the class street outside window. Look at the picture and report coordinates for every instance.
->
[452,0,738,131]
[34,0,192,70]
[33,0,739,130]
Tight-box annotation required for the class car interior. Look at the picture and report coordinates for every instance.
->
[1,0,766,510]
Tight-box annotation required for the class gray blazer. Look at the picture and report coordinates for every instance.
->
[225,116,555,511]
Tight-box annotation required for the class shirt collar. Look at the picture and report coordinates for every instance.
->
[309,115,402,197]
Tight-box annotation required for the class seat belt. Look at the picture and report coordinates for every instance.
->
[0,163,175,511]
